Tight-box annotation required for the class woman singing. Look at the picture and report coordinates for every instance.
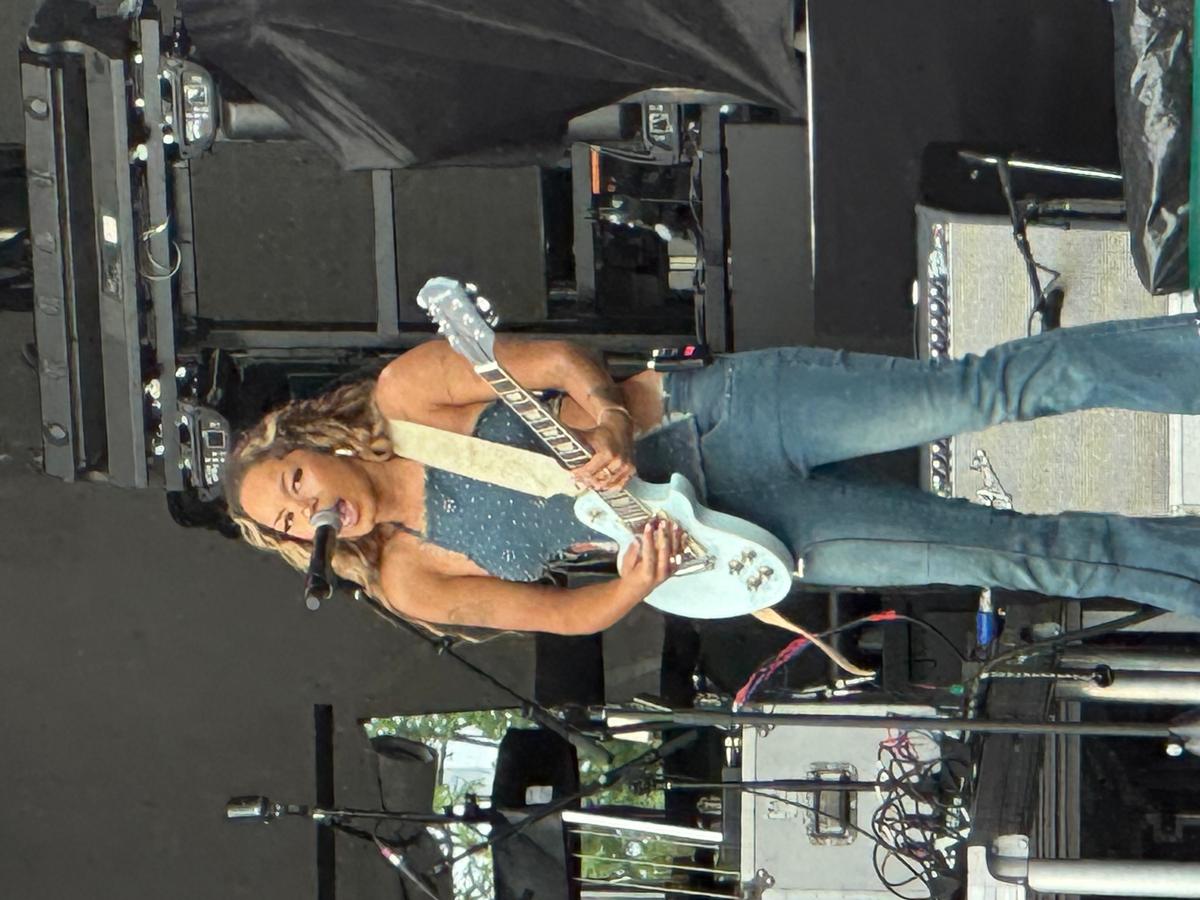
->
[227,314,1200,634]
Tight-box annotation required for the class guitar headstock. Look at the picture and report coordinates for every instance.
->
[415,276,501,366]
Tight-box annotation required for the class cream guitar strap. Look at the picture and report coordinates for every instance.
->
[387,418,583,498]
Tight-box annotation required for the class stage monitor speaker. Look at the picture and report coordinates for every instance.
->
[492,728,579,810]
[915,206,1198,517]
[393,166,549,324]
[191,141,377,323]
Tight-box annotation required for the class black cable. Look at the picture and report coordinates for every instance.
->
[869,734,972,899]
[744,787,934,899]
[688,151,706,341]
[890,614,968,663]
[374,822,442,900]
[740,611,887,696]
[375,822,412,900]
[740,610,967,707]
[328,818,381,845]
[872,803,936,895]
[967,603,1164,690]
[741,787,888,849]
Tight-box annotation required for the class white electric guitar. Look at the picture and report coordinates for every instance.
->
[416,276,795,618]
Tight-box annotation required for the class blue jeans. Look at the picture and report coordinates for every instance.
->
[663,313,1200,612]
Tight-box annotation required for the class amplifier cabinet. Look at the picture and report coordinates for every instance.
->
[915,207,1199,516]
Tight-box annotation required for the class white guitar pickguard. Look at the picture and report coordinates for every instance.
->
[574,474,796,619]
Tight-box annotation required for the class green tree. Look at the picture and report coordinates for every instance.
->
[363,710,671,899]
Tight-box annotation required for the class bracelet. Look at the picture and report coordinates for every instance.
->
[596,405,635,426]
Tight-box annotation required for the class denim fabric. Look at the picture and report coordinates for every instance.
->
[662,313,1200,613]
[424,403,603,581]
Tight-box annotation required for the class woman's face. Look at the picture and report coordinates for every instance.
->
[238,449,378,541]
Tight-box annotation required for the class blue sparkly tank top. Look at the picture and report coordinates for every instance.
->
[420,403,608,581]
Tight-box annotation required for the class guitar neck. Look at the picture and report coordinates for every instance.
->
[474,362,654,530]
[475,362,593,468]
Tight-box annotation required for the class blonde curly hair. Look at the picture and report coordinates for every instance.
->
[224,377,517,641]
[223,378,397,605]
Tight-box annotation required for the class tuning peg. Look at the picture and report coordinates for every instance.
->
[464,282,478,297]
[476,296,492,313]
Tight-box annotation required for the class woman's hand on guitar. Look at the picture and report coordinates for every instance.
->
[575,415,637,490]
[617,518,687,600]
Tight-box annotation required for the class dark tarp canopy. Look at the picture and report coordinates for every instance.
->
[1111,0,1192,294]
[180,0,806,170]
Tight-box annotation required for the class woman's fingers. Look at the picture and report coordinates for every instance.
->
[656,519,672,581]
[575,451,614,486]
[620,533,643,570]
[578,451,637,490]
[637,522,656,574]
[606,462,634,490]
[621,519,691,597]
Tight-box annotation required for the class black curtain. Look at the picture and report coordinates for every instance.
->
[180,0,805,169]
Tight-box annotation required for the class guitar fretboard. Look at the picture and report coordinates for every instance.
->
[475,363,655,532]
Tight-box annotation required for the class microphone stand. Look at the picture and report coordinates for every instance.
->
[424,728,698,879]
[225,795,486,900]
[384,610,615,766]
[226,730,699,888]
[302,508,611,763]
[957,149,1064,332]
[225,795,493,827]
[301,513,611,763]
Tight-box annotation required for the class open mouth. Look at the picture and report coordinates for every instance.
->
[337,499,358,530]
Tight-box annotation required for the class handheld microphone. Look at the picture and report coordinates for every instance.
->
[304,506,342,611]
[225,795,277,821]
[224,795,309,822]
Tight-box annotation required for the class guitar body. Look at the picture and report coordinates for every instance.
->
[574,473,795,619]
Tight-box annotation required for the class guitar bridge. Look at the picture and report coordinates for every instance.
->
[674,545,714,577]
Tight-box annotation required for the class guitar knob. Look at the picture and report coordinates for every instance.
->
[746,574,763,591]
[728,559,745,575]
[758,566,774,579]
[741,549,757,563]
